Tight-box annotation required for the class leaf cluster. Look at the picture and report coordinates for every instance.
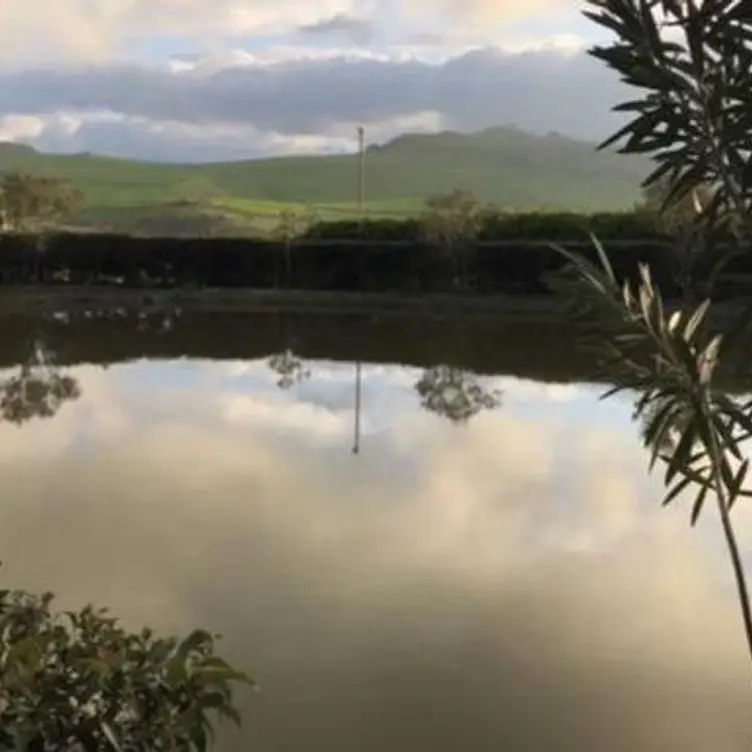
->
[550,236,752,525]
[419,190,484,250]
[0,172,82,232]
[0,586,255,752]
[586,0,752,282]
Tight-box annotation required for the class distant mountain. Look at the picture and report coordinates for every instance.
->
[0,127,652,234]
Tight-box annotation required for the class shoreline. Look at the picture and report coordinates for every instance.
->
[0,287,744,322]
[0,287,565,318]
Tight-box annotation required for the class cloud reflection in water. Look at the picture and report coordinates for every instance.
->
[0,358,748,752]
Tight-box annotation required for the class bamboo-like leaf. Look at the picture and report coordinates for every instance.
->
[100,722,124,752]
[727,459,750,509]
[698,334,723,384]
[662,473,694,507]
[690,482,711,526]
[664,421,699,488]
[683,298,711,342]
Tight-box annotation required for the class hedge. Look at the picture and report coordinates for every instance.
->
[303,211,668,242]
[0,231,745,297]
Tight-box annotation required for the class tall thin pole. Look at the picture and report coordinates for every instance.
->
[352,360,362,454]
[357,126,365,219]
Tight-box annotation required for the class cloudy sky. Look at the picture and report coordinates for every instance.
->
[1,356,752,750]
[0,0,632,162]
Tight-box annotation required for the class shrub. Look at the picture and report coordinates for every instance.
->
[0,585,254,751]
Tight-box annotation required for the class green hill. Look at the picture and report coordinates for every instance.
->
[0,127,652,235]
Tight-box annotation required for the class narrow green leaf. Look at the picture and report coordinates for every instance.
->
[690,483,710,526]
[683,299,711,342]
[662,474,693,507]
[100,722,124,752]
[727,459,750,509]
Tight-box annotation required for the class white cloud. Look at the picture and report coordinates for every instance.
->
[0,0,364,66]
[0,44,627,160]
[0,114,46,142]
[0,1,581,67]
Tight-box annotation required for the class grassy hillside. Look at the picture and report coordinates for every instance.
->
[0,127,652,234]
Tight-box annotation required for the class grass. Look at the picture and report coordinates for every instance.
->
[0,127,653,234]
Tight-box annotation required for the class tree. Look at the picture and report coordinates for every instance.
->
[0,171,82,232]
[640,172,719,299]
[642,173,709,228]
[0,585,254,751]
[420,189,483,289]
[550,0,752,674]
[271,207,315,288]
[415,365,500,424]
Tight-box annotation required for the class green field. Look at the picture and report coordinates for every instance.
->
[0,127,653,235]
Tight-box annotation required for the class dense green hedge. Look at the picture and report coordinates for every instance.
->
[0,231,699,295]
[304,211,668,242]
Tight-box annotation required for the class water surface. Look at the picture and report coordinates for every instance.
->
[0,310,750,752]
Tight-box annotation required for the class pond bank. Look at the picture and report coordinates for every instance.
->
[0,287,744,323]
[0,287,564,319]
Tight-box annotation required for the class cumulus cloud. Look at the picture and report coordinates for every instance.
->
[298,13,377,44]
[0,0,581,67]
[0,0,365,66]
[0,1,623,161]
[0,358,750,751]
[0,45,628,160]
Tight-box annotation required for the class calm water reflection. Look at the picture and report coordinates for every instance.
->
[0,310,751,751]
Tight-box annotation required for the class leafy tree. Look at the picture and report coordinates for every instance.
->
[420,189,483,289]
[415,365,500,423]
[640,172,716,299]
[0,585,254,751]
[0,172,82,232]
[640,172,716,239]
[550,0,752,671]
[271,207,315,288]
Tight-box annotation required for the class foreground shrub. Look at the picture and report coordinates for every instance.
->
[0,585,254,751]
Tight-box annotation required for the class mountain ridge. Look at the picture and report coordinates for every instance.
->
[0,127,652,234]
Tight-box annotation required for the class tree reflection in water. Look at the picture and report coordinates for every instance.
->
[267,349,311,390]
[415,364,501,424]
[0,339,80,424]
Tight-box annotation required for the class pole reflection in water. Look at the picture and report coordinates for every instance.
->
[352,360,361,455]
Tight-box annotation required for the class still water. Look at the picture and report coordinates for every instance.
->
[1,308,751,751]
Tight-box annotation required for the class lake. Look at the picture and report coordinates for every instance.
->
[1,307,751,751]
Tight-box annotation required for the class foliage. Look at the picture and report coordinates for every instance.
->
[420,190,485,288]
[550,0,752,669]
[304,217,421,241]
[306,211,673,242]
[640,173,714,238]
[272,208,316,244]
[0,172,82,232]
[271,208,317,287]
[0,231,692,295]
[0,585,255,751]
[588,0,752,290]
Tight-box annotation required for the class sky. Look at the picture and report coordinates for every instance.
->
[0,0,633,162]
[1,357,751,750]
